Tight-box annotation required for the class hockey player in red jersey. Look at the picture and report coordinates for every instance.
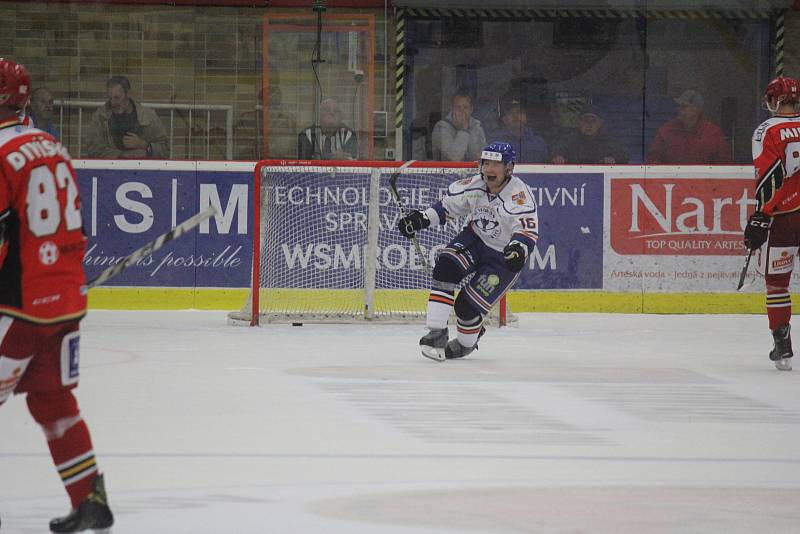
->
[744,75,800,371]
[0,58,113,532]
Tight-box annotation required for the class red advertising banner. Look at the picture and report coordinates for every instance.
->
[611,178,754,256]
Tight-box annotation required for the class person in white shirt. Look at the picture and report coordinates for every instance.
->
[431,88,486,161]
[398,142,539,361]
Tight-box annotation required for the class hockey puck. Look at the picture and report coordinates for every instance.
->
[292,322,303,327]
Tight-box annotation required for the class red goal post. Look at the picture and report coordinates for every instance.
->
[228,160,514,326]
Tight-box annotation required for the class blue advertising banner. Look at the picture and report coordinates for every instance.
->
[76,167,253,287]
[260,168,603,291]
[74,164,602,290]
[516,172,603,289]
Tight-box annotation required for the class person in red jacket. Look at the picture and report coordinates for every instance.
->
[743,75,800,372]
[646,90,733,164]
[0,58,113,532]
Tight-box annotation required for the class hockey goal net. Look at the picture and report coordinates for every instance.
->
[228,160,514,325]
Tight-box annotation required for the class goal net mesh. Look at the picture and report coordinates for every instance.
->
[228,162,514,325]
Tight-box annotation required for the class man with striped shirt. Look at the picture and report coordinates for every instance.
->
[298,97,358,160]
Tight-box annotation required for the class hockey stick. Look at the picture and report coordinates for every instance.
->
[86,205,218,289]
[736,248,754,291]
[735,164,783,292]
[388,160,432,273]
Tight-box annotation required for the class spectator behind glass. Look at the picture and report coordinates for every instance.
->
[86,75,167,158]
[298,98,358,160]
[646,89,732,164]
[551,104,628,164]
[487,92,548,163]
[431,88,486,161]
[25,87,59,139]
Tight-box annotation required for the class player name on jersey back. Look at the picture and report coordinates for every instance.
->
[779,126,800,142]
[752,115,800,214]
[2,133,72,170]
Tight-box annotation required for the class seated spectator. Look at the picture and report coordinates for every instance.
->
[551,104,628,164]
[298,98,358,160]
[86,75,168,158]
[487,92,548,163]
[25,87,59,139]
[646,89,732,164]
[431,88,486,161]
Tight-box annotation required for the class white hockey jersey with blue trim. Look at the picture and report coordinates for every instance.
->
[425,174,539,252]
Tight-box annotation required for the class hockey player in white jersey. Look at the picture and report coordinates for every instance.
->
[398,141,539,361]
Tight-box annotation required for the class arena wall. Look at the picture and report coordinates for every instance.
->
[78,160,770,314]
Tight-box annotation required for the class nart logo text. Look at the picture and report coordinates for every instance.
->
[610,178,753,256]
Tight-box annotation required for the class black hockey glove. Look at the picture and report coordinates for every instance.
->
[398,210,430,238]
[503,240,527,273]
[744,211,771,250]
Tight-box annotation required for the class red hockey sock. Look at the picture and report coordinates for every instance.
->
[766,290,792,331]
[47,419,98,508]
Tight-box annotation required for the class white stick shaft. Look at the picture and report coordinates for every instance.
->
[86,205,218,289]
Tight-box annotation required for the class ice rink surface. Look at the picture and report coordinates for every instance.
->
[2,310,800,533]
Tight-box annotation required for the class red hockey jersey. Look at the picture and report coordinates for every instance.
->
[752,114,800,215]
[0,117,87,323]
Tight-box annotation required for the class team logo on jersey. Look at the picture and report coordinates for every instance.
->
[476,273,500,297]
[459,177,472,185]
[511,191,527,205]
[38,241,59,265]
[472,206,501,239]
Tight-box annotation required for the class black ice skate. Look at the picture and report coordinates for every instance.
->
[443,326,486,360]
[50,474,114,533]
[769,324,793,371]
[420,328,448,361]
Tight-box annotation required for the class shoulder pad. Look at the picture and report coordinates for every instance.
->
[499,177,537,214]
[753,118,776,143]
[447,174,485,196]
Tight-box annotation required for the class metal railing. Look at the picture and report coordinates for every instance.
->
[53,100,234,160]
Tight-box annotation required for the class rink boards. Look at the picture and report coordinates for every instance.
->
[75,160,776,313]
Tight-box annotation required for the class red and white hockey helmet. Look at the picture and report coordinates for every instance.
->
[764,75,800,107]
[0,58,31,117]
